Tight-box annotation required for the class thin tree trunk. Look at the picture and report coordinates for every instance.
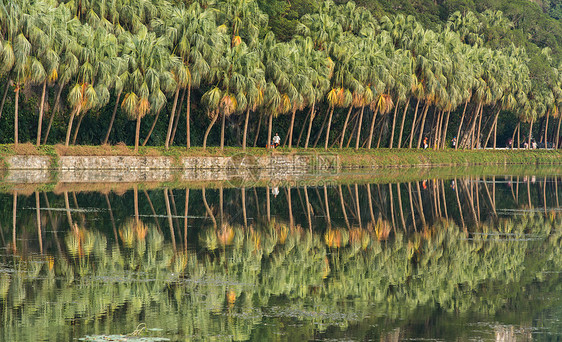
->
[267,114,273,150]
[36,81,47,147]
[313,107,330,148]
[103,91,121,145]
[253,115,262,147]
[323,185,331,226]
[134,115,141,153]
[305,103,316,149]
[241,188,247,227]
[484,107,500,148]
[35,191,43,254]
[297,107,312,147]
[528,119,534,148]
[441,110,451,149]
[408,98,421,148]
[475,105,484,149]
[203,111,218,150]
[355,105,365,150]
[43,83,64,144]
[170,87,186,146]
[65,106,79,147]
[433,109,443,149]
[367,107,379,149]
[304,186,312,231]
[220,111,226,151]
[398,98,410,148]
[14,86,19,146]
[71,114,84,145]
[339,106,353,148]
[142,110,161,146]
[266,186,271,221]
[184,189,189,252]
[407,183,417,232]
[165,88,180,149]
[12,191,17,253]
[324,106,335,150]
[455,101,469,150]
[468,101,482,149]
[242,108,250,150]
[288,108,296,148]
[389,101,399,148]
[544,108,550,146]
[338,185,350,228]
[554,113,562,149]
[186,83,191,148]
[164,189,176,251]
[511,122,519,150]
[202,188,216,227]
[416,103,430,149]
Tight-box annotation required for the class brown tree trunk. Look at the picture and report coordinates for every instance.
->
[36,81,47,146]
[408,98,421,148]
[141,110,161,146]
[170,87,186,146]
[556,115,562,149]
[165,88,180,149]
[305,103,316,149]
[242,108,250,150]
[398,98,410,148]
[288,108,296,148]
[43,83,64,144]
[416,103,430,149]
[511,122,519,150]
[103,91,121,145]
[72,114,84,145]
[367,107,379,149]
[267,113,273,150]
[340,106,353,148]
[324,105,335,150]
[186,84,191,148]
[544,108,550,146]
[355,105,365,150]
[297,107,312,147]
[203,111,218,150]
[14,86,19,146]
[455,100,469,150]
[134,115,141,152]
[164,189,177,251]
[528,119,534,148]
[220,111,226,151]
[253,115,262,147]
[441,109,451,149]
[389,101,399,148]
[65,106,79,147]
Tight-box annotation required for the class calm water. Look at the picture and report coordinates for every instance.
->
[2,170,562,341]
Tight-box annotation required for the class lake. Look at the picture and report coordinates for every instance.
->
[1,167,562,341]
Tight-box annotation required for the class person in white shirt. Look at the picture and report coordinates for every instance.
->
[272,133,280,148]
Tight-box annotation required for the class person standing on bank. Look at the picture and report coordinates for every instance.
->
[272,133,280,148]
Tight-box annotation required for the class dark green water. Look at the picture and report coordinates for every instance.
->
[1,173,562,341]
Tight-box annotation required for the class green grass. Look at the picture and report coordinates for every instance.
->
[1,143,562,169]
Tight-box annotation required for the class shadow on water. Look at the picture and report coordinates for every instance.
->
[2,169,562,340]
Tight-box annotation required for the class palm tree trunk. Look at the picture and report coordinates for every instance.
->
[398,98,410,148]
[455,101,469,150]
[416,103,430,149]
[544,108,550,146]
[267,113,273,150]
[14,86,19,146]
[253,115,262,147]
[313,107,330,147]
[554,113,562,149]
[433,109,443,149]
[305,103,316,149]
[389,101,399,148]
[43,83,64,144]
[441,110,451,149]
[220,111,226,151]
[36,81,47,146]
[165,88,180,149]
[528,119,534,148]
[170,88,186,146]
[134,115,142,153]
[0,79,11,119]
[203,111,218,150]
[201,188,216,227]
[72,114,84,145]
[65,106,79,147]
[355,105,365,150]
[468,101,482,149]
[164,189,177,251]
[339,106,353,148]
[12,191,17,253]
[288,108,296,148]
[484,107,500,148]
[142,110,161,146]
[103,91,121,145]
[511,122,519,150]
[241,188,247,227]
[186,83,191,148]
[297,106,312,147]
[367,107,379,149]
[324,105,335,150]
[408,98,421,148]
[242,108,250,150]
[476,105,484,149]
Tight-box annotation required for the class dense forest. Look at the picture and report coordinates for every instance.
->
[1,0,562,151]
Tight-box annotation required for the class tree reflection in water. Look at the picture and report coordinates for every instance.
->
[1,176,562,340]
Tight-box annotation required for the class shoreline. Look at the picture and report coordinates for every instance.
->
[2,144,562,171]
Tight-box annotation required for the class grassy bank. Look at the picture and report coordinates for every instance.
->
[1,143,562,169]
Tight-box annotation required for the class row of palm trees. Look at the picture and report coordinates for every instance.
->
[1,0,561,151]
